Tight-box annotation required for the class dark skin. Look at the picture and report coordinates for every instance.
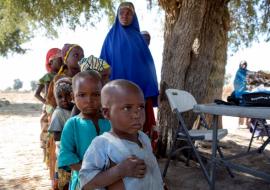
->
[70,104,80,117]
[118,7,134,26]
[53,132,61,142]
[101,68,111,85]
[70,68,111,117]
[83,82,147,190]
[35,57,63,104]
[65,46,84,77]
[53,90,73,141]
[70,75,102,171]
[84,156,146,190]
[35,83,47,104]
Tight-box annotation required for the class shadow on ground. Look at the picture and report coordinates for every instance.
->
[159,137,270,190]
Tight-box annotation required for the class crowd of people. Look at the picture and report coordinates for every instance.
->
[34,2,164,190]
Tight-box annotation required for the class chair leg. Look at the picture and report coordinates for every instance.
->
[163,138,177,178]
[258,137,270,153]
[247,122,257,152]
[217,146,234,178]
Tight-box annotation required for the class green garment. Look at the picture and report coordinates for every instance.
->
[58,115,111,190]
[39,73,55,85]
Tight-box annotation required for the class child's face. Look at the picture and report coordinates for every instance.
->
[50,57,63,73]
[55,91,73,110]
[74,76,102,118]
[106,90,145,135]
[66,46,84,76]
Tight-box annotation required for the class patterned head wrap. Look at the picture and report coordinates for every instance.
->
[79,55,110,73]
[45,48,62,72]
[119,2,135,14]
[54,77,72,97]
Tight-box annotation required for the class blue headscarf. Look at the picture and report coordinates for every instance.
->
[100,2,159,106]
[233,63,248,97]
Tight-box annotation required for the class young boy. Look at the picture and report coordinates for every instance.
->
[47,77,73,190]
[58,71,111,190]
[79,79,163,190]
[70,55,111,117]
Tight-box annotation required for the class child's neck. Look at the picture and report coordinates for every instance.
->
[79,112,101,122]
[112,129,140,145]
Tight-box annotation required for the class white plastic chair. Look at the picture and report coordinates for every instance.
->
[162,89,233,184]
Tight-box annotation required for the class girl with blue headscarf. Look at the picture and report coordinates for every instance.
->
[100,2,159,151]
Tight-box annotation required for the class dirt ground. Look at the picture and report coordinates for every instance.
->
[0,91,270,190]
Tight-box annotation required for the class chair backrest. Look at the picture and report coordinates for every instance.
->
[166,89,197,113]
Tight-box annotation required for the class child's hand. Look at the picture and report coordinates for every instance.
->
[117,155,146,178]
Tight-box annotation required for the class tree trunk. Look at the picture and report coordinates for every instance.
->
[157,0,230,156]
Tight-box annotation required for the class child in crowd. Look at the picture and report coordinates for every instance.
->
[35,48,62,161]
[141,31,151,46]
[79,79,163,190]
[45,44,84,189]
[48,77,73,141]
[58,71,111,190]
[35,48,63,104]
[47,44,84,109]
[47,77,73,190]
[70,55,111,116]
[79,55,111,85]
[58,44,84,77]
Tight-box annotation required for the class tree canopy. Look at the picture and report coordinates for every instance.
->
[0,0,119,56]
[228,0,270,51]
[13,78,23,90]
[1,0,270,56]
[159,0,270,52]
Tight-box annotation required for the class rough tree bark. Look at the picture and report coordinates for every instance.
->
[157,0,230,156]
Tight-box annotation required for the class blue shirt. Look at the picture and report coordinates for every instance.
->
[58,115,111,190]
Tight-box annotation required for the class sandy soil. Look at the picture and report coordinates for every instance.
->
[0,92,50,189]
[0,91,270,190]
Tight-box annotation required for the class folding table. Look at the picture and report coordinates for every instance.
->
[193,103,270,190]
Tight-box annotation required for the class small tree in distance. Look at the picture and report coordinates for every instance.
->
[30,80,38,91]
[13,79,23,90]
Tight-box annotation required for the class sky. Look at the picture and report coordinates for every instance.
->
[0,1,269,90]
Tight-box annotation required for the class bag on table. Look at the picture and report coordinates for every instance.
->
[241,92,270,106]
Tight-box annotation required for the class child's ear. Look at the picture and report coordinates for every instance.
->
[102,107,110,119]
